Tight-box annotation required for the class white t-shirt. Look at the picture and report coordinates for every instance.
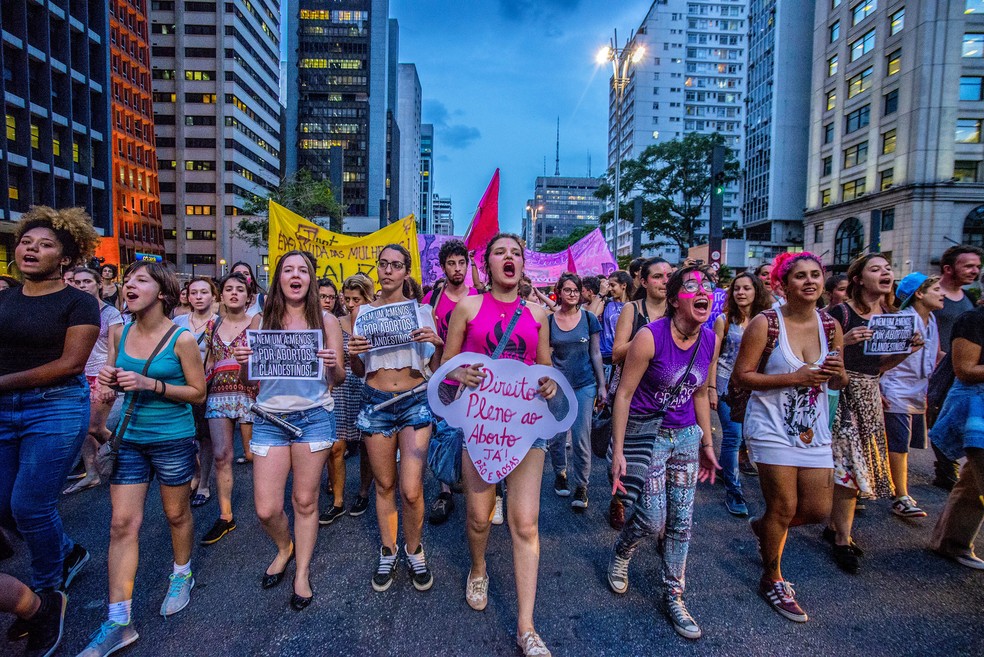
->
[879,308,939,414]
[86,303,125,377]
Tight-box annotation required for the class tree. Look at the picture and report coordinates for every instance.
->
[595,132,742,255]
[234,169,345,249]
[539,225,595,254]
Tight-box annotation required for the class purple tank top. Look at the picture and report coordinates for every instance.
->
[628,318,715,428]
[461,294,540,365]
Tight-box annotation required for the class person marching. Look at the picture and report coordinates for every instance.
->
[231,261,266,316]
[606,265,719,640]
[349,245,444,593]
[707,271,771,517]
[442,233,560,657]
[78,261,207,656]
[599,270,633,373]
[232,251,345,611]
[99,263,123,311]
[199,272,258,545]
[425,239,479,525]
[0,207,100,653]
[735,253,847,623]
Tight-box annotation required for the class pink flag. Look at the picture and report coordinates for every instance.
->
[463,169,500,252]
[566,247,577,273]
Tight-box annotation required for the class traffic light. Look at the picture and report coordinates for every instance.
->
[713,170,726,196]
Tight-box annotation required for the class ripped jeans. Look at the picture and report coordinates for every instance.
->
[614,422,701,597]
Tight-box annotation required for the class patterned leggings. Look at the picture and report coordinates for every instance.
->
[614,423,700,597]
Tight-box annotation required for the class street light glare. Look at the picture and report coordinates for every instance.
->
[595,46,612,65]
[631,46,645,63]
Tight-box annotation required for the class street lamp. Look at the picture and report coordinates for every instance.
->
[219,258,227,276]
[262,264,269,285]
[526,204,544,249]
[597,31,645,255]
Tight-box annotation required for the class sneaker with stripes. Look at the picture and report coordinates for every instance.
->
[759,578,808,623]
[892,496,927,518]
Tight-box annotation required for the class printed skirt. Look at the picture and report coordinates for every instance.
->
[831,372,894,499]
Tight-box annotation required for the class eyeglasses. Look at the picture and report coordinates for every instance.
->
[377,260,406,271]
[319,294,336,301]
[560,288,581,296]
[681,279,716,294]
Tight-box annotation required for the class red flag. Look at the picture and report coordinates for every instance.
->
[566,247,577,273]
[464,169,500,252]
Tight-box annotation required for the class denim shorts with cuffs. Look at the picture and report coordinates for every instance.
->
[250,405,336,455]
[110,436,197,486]
[356,385,433,437]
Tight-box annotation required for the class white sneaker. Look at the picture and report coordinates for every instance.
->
[491,496,504,525]
[954,554,984,570]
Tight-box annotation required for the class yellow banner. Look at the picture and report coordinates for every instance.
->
[268,201,420,284]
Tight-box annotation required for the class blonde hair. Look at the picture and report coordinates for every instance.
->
[342,273,375,303]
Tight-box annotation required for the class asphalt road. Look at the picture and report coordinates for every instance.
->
[5,437,984,657]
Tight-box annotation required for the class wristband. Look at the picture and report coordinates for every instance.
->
[159,380,167,397]
[700,442,712,448]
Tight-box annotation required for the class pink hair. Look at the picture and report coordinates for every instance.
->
[771,251,825,290]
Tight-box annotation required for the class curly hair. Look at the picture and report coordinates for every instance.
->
[15,206,101,268]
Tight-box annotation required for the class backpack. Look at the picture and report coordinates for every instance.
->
[727,309,836,423]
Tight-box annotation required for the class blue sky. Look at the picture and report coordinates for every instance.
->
[390,0,649,234]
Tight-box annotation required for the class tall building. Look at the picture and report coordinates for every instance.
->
[151,0,282,276]
[397,64,421,223]
[804,0,984,274]
[741,0,815,266]
[419,123,434,233]
[433,194,453,235]
[285,0,391,222]
[523,176,606,250]
[110,0,164,265]
[0,0,113,270]
[605,0,747,262]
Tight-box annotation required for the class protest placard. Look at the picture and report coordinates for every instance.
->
[864,314,916,355]
[427,353,577,484]
[246,330,323,380]
[352,301,421,350]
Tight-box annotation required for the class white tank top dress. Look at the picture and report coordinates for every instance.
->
[743,310,834,468]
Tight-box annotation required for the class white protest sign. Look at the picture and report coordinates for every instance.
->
[246,330,323,380]
[428,352,578,484]
[353,300,421,350]
[864,314,916,355]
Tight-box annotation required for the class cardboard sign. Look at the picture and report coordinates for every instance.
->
[246,330,323,380]
[353,301,421,350]
[864,314,916,355]
[428,353,578,484]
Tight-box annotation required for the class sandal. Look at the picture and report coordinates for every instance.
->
[63,478,101,495]
[191,492,211,508]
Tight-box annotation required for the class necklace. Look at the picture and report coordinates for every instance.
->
[189,314,212,332]
[671,319,700,339]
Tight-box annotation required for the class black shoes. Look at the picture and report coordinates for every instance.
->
[571,486,588,510]
[25,589,67,657]
[200,517,237,546]
[428,492,454,525]
[290,578,313,611]
[554,472,570,497]
[319,505,346,526]
[350,496,370,517]
[61,543,90,591]
[262,550,295,589]
[822,527,864,574]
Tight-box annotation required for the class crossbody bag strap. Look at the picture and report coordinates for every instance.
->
[490,300,526,360]
[654,329,703,418]
[109,324,180,450]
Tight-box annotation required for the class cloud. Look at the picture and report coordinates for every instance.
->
[498,0,581,21]
[424,100,481,150]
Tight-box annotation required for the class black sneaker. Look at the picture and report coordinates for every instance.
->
[428,492,454,525]
[0,529,13,561]
[25,589,66,657]
[319,505,346,526]
[571,486,588,510]
[821,527,865,556]
[7,617,29,641]
[61,543,90,591]
[350,496,370,517]
[372,546,398,592]
[200,517,237,546]
[832,543,861,574]
[405,543,434,591]
[554,472,570,497]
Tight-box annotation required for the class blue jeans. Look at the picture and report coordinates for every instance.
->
[0,376,89,589]
[548,385,597,490]
[717,398,744,499]
[614,422,701,597]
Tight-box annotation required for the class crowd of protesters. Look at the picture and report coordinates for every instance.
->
[1,205,983,657]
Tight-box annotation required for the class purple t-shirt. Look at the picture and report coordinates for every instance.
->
[628,318,715,428]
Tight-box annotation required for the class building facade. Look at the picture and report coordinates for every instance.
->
[1,0,113,271]
[419,122,433,233]
[605,0,747,262]
[524,176,605,250]
[110,0,163,266]
[805,0,984,273]
[285,0,390,223]
[741,0,815,267]
[397,63,421,224]
[433,194,452,235]
[151,0,282,277]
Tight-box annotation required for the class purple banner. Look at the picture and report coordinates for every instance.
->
[418,229,617,287]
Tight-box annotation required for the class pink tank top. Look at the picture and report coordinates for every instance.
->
[461,294,540,365]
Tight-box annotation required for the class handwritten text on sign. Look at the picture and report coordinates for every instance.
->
[864,314,916,355]
[246,330,323,380]
[353,301,421,350]
[428,353,577,484]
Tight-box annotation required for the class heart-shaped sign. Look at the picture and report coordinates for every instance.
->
[428,352,578,484]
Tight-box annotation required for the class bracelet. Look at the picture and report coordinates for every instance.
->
[159,380,167,397]
[708,386,717,390]
[700,442,712,448]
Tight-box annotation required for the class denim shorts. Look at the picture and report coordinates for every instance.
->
[885,412,927,453]
[110,437,197,486]
[250,405,336,455]
[355,386,433,437]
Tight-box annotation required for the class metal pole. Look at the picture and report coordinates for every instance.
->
[708,145,725,267]
[632,196,642,258]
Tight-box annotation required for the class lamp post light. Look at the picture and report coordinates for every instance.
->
[263,264,269,285]
[597,31,645,255]
[219,258,227,276]
[526,204,544,250]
